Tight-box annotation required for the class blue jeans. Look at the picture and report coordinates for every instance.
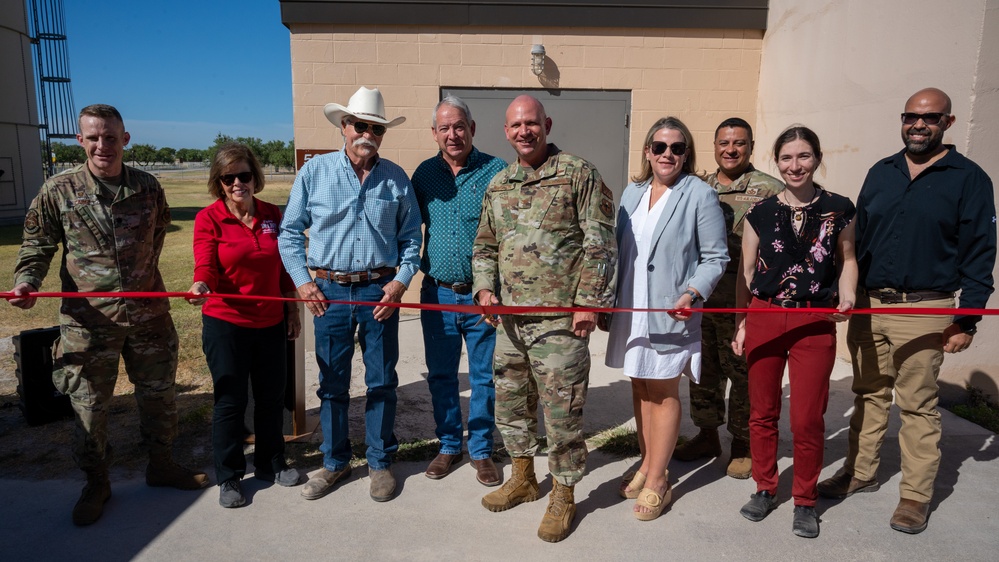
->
[314,277,399,470]
[420,277,496,460]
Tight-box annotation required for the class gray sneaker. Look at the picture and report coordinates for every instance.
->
[301,466,352,500]
[219,480,245,508]
[740,490,777,522]
[256,467,303,487]
[792,505,820,538]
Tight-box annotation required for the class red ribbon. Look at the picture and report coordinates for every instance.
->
[3,291,996,316]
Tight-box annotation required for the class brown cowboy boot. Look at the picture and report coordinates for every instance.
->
[538,481,576,542]
[482,456,539,512]
[72,468,111,526]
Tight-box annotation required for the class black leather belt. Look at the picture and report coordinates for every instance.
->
[866,288,952,304]
[314,267,395,284]
[763,297,834,309]
[427,275,473,295]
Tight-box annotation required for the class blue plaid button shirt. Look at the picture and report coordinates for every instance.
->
[278,147,422,288]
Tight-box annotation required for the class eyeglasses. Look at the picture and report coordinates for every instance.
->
[220,172,254,186]
[349,121,387,136]
[900,112,949,125]
[649,141,688,157]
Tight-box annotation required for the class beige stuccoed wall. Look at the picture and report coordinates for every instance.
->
[757,0,999,401]
[288,24,766,179]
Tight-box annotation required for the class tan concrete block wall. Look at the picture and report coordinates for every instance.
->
[289,25,765,178]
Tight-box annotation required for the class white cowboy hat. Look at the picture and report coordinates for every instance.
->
[324,87,406,129]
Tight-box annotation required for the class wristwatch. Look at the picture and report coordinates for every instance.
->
[684,289,701,303]
[962,325,978,336]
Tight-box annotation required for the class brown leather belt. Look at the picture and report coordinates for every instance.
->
[762,297,834,309]
[866,288,953,304]
[426,275,473,295]
[314,266,396,284]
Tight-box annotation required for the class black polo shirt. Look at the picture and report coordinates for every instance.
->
[855,145,996,328]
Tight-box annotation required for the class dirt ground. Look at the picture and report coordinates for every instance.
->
[0,332,214,480]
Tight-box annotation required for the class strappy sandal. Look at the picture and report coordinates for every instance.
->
[634,481,672,522]
[619,470,646,499]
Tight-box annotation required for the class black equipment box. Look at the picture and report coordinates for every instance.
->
[14,326,73,425]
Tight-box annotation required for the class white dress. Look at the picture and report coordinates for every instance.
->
[606,188,702,381]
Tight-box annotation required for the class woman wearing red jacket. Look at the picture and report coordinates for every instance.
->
[188,143,302,508]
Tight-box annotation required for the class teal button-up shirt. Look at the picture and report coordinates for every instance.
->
[412,147,506,284]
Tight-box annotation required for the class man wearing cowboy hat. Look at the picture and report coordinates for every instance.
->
[279,86,422,503]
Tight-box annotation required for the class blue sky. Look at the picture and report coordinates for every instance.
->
[64,0,293,149]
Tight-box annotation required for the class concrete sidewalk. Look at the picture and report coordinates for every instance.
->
[3,316,997,561]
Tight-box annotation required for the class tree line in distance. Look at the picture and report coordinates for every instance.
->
[48,133,296,172]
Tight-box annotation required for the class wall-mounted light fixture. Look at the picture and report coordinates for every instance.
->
[530,44,546,76]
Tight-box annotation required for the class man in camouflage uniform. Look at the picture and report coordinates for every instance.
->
[674,117,783,478]
[472,95,616,543]
[9,104,207,526]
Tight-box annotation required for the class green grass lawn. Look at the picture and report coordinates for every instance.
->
[1,174,294,386]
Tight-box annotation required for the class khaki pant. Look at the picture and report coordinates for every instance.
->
[845,293,954,502]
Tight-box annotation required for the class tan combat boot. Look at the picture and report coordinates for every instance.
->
[673,428,722,462]
[481,456,539,512]
[538,481,576,542]
[726,438,752,479]
[72,468,111,526]
[146,452,209,490]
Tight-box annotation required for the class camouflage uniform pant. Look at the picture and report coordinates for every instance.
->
[52,314,179,472]
[493,315,589,486]
[692,273,750,443]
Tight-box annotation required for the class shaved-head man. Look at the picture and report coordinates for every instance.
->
[818,88,996,534]
[471,95,617,542]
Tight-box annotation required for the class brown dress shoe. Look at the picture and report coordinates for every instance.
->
[816,471,879,499]
[890,498,930,534]
[471,458,501,487]
[425,453,463,479]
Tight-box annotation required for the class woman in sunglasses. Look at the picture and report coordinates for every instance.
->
[188,143,303,508]
[605,116,728,521]
[731,125,856,538]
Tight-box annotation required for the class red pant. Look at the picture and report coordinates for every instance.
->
[745,298,836,507]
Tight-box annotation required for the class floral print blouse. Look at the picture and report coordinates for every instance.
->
[745,189,856,302]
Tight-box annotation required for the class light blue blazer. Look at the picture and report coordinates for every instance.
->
[616,173,729,352]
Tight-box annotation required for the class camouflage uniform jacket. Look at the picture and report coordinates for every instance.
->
[14,163,172,326]
[472,145,617,315]
[705,166,783,285]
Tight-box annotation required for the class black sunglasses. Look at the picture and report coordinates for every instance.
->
[350,121,387,136]
[900,112,949,125]
[649,141,688,157]
[220,172,254,186]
